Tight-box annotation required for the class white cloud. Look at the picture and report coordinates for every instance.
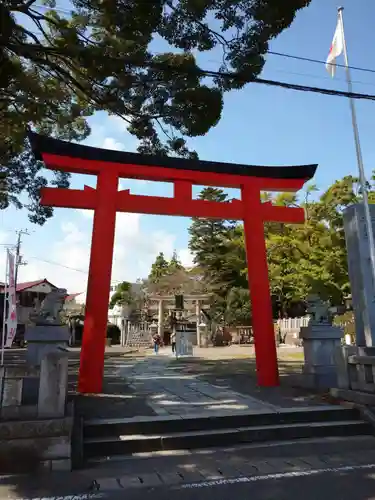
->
[179,248,195,268]
[0,218,194,306]
[0,211,180,304]
[101,137,124,151]
[0,112,191,305]
[107,115,129,133]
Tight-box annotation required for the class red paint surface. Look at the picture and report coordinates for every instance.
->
[38,153,312,394]
[78,171,118,394]
[242,185,279,386]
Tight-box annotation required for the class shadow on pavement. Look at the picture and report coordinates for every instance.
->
[0,470,101,499]
[166,356,333,409]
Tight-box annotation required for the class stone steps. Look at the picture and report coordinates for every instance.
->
[79,406,373,466]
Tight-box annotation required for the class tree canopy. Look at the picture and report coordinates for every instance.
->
[148,252,170,283]
[2,0,311,223]
[109,281,133,309]
[185,174,372,325]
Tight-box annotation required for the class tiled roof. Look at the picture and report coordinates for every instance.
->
[0,279,58,293]
[65,292,83,302]
[15,279,51,292]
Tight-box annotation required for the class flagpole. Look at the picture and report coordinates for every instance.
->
[1,250,8,366]
[338,7,375,303]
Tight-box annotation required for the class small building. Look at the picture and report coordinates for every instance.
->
[64,293,84,316]
[0,279,76,346]
[0,279,58,325]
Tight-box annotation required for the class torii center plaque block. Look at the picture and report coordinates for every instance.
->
[29,132,317,394]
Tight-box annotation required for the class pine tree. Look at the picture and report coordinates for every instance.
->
[188,187,242,313]
[168,250,183,273]
[149,252,170,283]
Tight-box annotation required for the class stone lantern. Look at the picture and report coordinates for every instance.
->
[199,321,208,347]
[300,294,343,388]
[149,321,158,337]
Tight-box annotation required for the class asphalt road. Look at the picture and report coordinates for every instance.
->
[106,468,375,500]
[7,466,375,500]
[93,467,375,500]
[3,456,375,500]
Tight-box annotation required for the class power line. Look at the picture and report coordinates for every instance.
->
[28,256,89,274]
[31,3,375,77]
[19,24,375,88]
[27,255,126,284]
[267,50,375,76]
[7,41,375,102]
[270,67,375,90]
[10,29,375,90]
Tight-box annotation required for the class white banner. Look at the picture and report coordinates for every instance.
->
[5,249,17,348]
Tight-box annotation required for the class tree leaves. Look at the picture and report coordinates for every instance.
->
[2,0,311,223]
[187,175,367,323]
[148,252,170,283]
[109,281,133,309]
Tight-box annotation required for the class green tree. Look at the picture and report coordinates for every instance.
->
[146,267,207,295]
[3,0,312,223]
[265,192,308,316]
[225,287,251,326]
[189,187,234,289]
[149,252,170,283]
[266,180,360,311]
[302,176,360,304]
[187,175,373,324]
[109,281,133,309]
[189,187,247,317]
[168,250,183,274]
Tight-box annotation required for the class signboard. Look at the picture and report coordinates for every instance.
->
[175,328,193,357]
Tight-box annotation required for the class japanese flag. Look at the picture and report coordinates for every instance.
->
[326,17,344,77]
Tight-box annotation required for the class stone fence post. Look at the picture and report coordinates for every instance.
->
[37,350,69,418]
[0,365,40,418]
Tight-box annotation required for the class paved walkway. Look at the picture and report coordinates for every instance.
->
[4,436,375,498]
[71,346,326,419]
[118,353,281,416]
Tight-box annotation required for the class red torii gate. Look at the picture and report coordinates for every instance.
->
[29,132,317,394]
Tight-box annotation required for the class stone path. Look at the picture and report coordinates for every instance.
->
[118,354,278,416]
[4,436,375,498]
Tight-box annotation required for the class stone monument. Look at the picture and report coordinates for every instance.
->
[176,324,193,357]
[25,288,70,366]
[299,294,343,389]
[343,204,375,346]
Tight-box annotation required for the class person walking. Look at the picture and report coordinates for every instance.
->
[153,333,161,354]
[170,329,176,354]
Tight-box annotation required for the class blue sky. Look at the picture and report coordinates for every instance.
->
[2,0,375,299]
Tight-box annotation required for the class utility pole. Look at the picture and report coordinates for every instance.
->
[14,229,29,288]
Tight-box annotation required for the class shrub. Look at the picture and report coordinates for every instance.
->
[333,311,355,343]
[106,323,121,344]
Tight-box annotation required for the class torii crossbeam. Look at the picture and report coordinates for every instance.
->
[29,132,317,394]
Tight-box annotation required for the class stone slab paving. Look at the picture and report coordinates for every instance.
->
[2,437,375,498]
[70,355,157,419]
[117,355,281,416]
[5,438,373,497]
